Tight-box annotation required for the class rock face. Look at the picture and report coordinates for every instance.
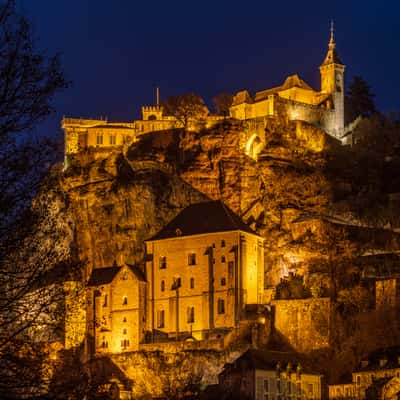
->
[61,117,400,391]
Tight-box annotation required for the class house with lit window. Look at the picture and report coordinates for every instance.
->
[86,264,146,354]
[328,347,400,400]
[218,349,325,400]
[144,200,265,341]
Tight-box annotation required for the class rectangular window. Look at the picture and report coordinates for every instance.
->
[188,253,196,265]
[190,277,195,289]
[109,134,116,145]
[157,310,165,328]
[159,256,167,269]
[307,383,313,396]
[217,299,225,314]
[187,306,195,323]
[103,294,108,307]
[96,134,103,145]
[221,240,226,247]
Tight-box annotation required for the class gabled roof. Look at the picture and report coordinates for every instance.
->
[254,74,314,102]
[87,264,146,286]
[221,349,319,375]
[147,200,259,241]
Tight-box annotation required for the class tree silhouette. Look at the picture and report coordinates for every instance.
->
[345,76,377,123]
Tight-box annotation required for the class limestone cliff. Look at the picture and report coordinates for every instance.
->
[61,117,400,388]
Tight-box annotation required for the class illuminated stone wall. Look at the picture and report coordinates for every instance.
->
[272,298,331,353]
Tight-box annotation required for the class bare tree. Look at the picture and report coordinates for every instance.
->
[212,92,233,116]
[0,1,72,397]
[163,93,208,130]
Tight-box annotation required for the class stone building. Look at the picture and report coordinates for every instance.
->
[86,264,146,354]
[62,27,346,162]
[85,200,264,353]
[145,200,265,341]
[218,349,325,400]
[231,24,345,149]
[328,347,400,400]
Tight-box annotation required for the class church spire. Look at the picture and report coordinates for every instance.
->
[329,20,335,49]
[321,20,342,66]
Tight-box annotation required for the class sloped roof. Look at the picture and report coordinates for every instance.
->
[355,346,400,372]
[87,264,145,286]
[221,349,319,375]
[254,74,314,102]
[147,200,259,241]
[321,48,343,66]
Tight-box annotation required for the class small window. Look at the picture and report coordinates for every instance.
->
[121,339,129,348]
[123,328,127,335]
[157,310,165,328]
[187,306,195,323]
[159,256,167,269]
[264,378,269,391]
[109,134,116,145]
[123,296,128,305]
[212,243,215,248]
[103,294,108,307]
[356,376,361,385]
[188,253,196,266]
[221,240,226,247]
[122,271,128,280]
[96,134,103,145]
[190,277,195,289]
[221,255,226,263]
[161,280,165,292]
[221,277,226,286]
[123,317,127,323]
[217,299,225,314]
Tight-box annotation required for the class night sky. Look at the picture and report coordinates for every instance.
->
[19,0,400,139]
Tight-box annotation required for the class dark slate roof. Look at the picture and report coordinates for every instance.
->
[221,349,319,375]
[147,200,258,241]
[87,264,146,286]
[355,346,400,372]
[321,48,343,66]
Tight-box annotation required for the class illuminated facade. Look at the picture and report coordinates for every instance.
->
[62,27,345,160]
[219,349,324,400]
[87,264,146,354]
[231,24,345,156]
[86,200,264,352]
[145,201,264,341]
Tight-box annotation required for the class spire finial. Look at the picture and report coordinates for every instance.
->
[329,20,336,50]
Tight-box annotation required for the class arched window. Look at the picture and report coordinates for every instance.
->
[148,114,157,121]
[123,296,128,305]
[157,310,165,328]
[221,255,226,263]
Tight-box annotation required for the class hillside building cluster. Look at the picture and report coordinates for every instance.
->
[62,27,346,163]
[86,201,264,354]
[60,28,400,400]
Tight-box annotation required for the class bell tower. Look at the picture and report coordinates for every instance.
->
[319,22,345,137]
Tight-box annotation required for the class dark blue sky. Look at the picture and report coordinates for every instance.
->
[19,0,400,138]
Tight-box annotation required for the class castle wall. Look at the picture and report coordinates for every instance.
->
[272,298,331,353]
